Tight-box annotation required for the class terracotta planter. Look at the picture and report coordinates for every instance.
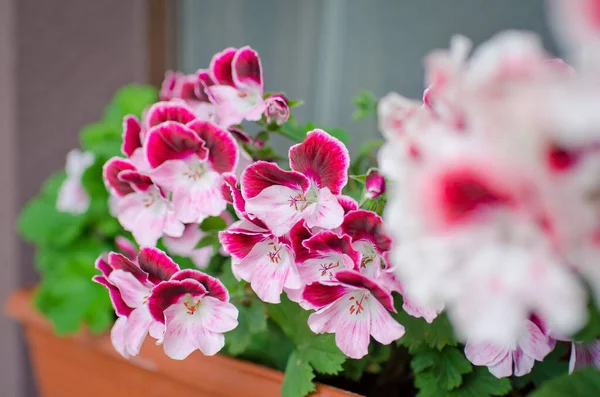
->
[5,289,360,397]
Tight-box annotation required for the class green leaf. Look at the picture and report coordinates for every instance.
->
[512,342,569,389]
[200,216,227,232]
[415,366,511,397]
[288,99,304,108]
[349,174,367,184]
[18,197,86,247]
[393,299,457,350]
[269,296,347,396]
[411,345,473,390]
[278,120,350,144]
[529,367,600,397]
[281,350,316,397]
[226,300,268,355]
[326,127,350,144]
[195,234,218,249]
[79,122,122,158]
[352,90,378,120]
[102,84,158,125]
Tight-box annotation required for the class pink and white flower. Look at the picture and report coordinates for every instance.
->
[242,129,349,236]
[303,270,405,359]
[145,116,238,224]
[103,157,184,246]
[206,46,266,128]
[148,269,238,359]
[219,218,301,303]
[56,149,94,214]
[93,247,182,357]
[465,319,555,378]
[264,94,290,125]
[364,169,386,200]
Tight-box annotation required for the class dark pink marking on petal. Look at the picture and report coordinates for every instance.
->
[196,69,215,102]
[160,70,181,101]
[227,126,252,144]
[145,101,197,129]
[137,247,180,284]
[170,269,229,302]
[303,283,351,308]
[93,275,134,317]
[289,129,350,195]
[118,170,153,192]
[108,252,148,285]
[174,74,203,102]
[434,166,514,225]
[232,46,263,92]
[122,115,142,157]
[241,161,310,199]
[145,121,208,168]
[148,279,207,323]
[219,229,267,259]
[221,173,245,213]
[103,157,136,196]
[210,47,237,87]
[337,195,358,213]
[342,210,391,253]
[365,169,386,199]
[115,236,138,260]
[304,231,361,268]
[290,221,313,263]
[95,255,112,278]
[335,270,396,312]
[187,120,239,174]
[547,143,580,173]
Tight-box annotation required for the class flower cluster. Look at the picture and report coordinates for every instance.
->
[218,129,409,358]
[102,46,288,254]
[93,246,238,359]
[380,0,600,377]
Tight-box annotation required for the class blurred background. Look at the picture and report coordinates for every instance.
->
[0,1,556,396]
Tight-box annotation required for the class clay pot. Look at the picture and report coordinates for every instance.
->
[5,288,359,397]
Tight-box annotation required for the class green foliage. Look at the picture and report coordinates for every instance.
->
[411,345,473,390]
[529,367,600,397]
[393,305,458,351]
[18,84,158,335]
[278,120,350,144]
[352,90,378,120]
[269,296,347,397]
[512,343,569,389]
[415,366,511,397]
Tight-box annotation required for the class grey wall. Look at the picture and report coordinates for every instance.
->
[1,1,151,396]
[177,0,558,153]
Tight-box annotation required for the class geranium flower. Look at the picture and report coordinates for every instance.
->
[56,149,94,214]
[206,46,266,127]
[145,116,238,224]
[264,94,290,125]
[93,247,181,357]
[303,270,405,359]
[465,319,555,378]
[103,157,184,246]
[242,129,349,236]
[148,269,238,359]
[159,70,216,120]
[290,222,360,285]
[364,169,386,200]
[219,218,301,303]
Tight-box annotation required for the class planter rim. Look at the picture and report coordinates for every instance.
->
[4,288,362,397]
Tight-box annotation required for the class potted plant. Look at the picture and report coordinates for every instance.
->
[9,1,600,396]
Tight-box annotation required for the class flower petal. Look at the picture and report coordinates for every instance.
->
[519,320,553,361]
[244,185,305,237]
[210,47,237,87]
[145,101,197,129]
[115,236,138,260]
[187,120,239,173]
[335,270,396,313]
[123,306,155,356]
[108,269,151,308]
[337,195,359,213]
[108,252,148,285]
[241,161,310,199]
[122,115,142,157]
[196,296,238,333]
[145,121,208,168]
[232,46,263,93]
[303,231,361,268]
[303,283,352,308]
[148,279,208,323]
[302,187,345,230]
[93,275,133,317]
[171,269,230,302]
[289,129,350,195]
[117,170,153,192]
[219,226,268,259]
[367,295,405,345]
[464,342,508,366]
[342,210,391,253]
[138,247,180,284]
[110,316,129,358]
[103,157,136,196]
